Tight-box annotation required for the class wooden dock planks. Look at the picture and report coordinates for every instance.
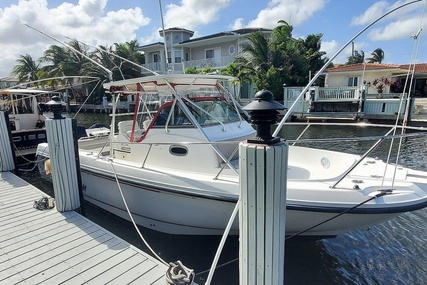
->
[0,171,167,285]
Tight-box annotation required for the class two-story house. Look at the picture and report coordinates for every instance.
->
[137,27,272,99]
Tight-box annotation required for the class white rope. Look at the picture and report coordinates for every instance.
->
[108,159,169,266]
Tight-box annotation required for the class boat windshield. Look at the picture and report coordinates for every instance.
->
[152,98,241,128]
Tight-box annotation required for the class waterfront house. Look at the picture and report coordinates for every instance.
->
[137,27,272,99]
[0,77,19,89]
[324,63,427,98]
[282,63,427,122]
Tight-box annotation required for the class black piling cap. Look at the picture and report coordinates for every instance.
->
[46,96,65,119]
[243,89,285,145]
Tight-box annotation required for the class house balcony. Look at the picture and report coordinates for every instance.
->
[182,55,237,71]
[141,62,166,74]
[142,55,237,74]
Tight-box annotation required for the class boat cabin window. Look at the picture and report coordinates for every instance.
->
[152,104,193,127]
[152,98,240,127]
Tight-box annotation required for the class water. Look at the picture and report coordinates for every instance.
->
[18,113,427,284]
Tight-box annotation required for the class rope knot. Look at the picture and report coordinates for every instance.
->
[165,260,195,285]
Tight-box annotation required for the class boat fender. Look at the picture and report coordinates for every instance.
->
[33,197,55,210]
[165,260,195,285]
[44,159,52,174]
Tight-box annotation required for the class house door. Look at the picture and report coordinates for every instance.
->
[206,48,221,67]
[153,53,161,70]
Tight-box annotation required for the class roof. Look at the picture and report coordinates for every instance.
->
[400,63,427,73]
[138,42,164,49]
[179,28,272,45]
[159,27,194,37]
[326,62,427,74]
[326,63,401,73]
[0,77,18,82]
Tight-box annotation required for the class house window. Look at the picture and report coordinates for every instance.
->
[167,51,172,64]
[348,77,359,87]
[185,52,189,61]
[206,49,215,59]
[153,53,160,63]
[229,45,235,55]
[174,51,182,63]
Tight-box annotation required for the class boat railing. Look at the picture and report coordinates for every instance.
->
[85,122,427,183]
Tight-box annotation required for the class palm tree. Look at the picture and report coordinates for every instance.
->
[235,20,320,97]
[114,40,144,78]
[366,48,385,63]
[11,54,40,83]
[346,50,365,64]
[88,45,121,81]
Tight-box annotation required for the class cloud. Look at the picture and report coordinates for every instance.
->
[246,0,326,28]
[351,1,390,26]
[368,18,422,41]
[139,0,231,48]
[0,0,150,77]
[230,18,244,30]
[351,0,425,41]
[163,0,231,30]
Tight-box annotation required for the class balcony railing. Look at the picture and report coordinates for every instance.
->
[182,55,237,70]
[283,86,410,115]
[142,62,165,74]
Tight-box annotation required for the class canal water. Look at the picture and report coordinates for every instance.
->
[19,112,427,284]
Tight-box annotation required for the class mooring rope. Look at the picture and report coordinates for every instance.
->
[197,189,395,277]
[108,159,168,266]
[109,160,198,284]
[285,189,393,240]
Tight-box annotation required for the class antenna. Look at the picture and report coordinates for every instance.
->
[25,24,113,81]
[158,0,171,73]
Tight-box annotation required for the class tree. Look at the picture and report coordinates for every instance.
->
[11,54,40,83]
[234,20,328,99]
[113,40,145,78]
[366,48,385,63]
[299,34,330,84]
[346,50,365,64]
[40,40,91,83]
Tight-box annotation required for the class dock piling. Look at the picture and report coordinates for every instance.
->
[0,111,17,172]
[239,90,287,284]
[45,96,83,213]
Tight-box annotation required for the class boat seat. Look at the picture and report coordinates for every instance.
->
[118,120,144,140]
[143,119,152,130]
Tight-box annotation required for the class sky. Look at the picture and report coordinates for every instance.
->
[1,0,427,78]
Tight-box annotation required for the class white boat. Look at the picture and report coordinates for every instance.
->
[0,88,54,156]
[35,73,427,239]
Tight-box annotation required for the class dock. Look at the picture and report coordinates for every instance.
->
[0,171,168,284]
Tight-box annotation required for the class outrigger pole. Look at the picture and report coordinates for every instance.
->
[64,37,160,76]
[25,24,114,81]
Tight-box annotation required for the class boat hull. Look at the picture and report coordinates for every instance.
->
[80,166,402,238]
[13,128,47,156]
